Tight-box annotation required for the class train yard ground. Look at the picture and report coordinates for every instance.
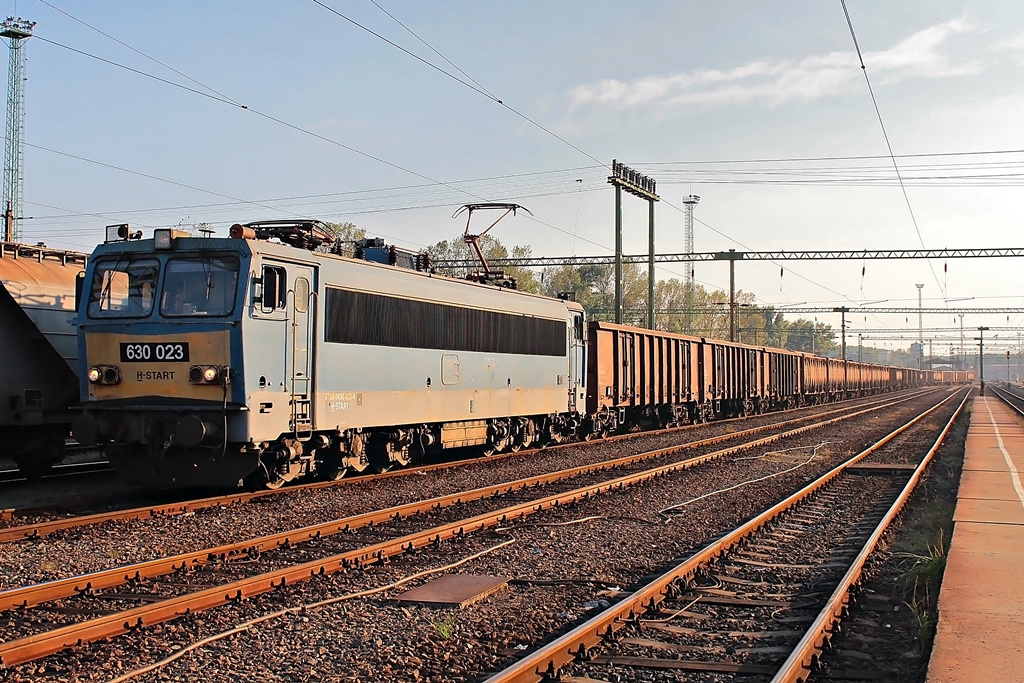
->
[0,385,992,682]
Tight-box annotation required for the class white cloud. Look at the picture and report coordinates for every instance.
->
[993,29,1024,52]
[570,19,979,110]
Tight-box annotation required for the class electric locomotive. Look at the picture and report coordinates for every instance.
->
[72,221,586,488]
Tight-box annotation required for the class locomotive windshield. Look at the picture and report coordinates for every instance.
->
[160,255,240,317]
[87,258,159,318]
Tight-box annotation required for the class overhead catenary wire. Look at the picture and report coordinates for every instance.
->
[37,0,244,106]
[313,0,604,166]
[839,0,944,299]
[309,0,897,310]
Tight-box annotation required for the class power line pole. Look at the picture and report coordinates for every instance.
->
[1,17,33,243]
[959,313,965,370]
[916,284,924,369]
[835,307,849,361]
[977,326,990,395]
[716,249,744,342]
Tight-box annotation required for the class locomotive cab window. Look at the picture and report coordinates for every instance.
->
[260,265,287,310]
[87,258,159,318]
[160,255,240,317]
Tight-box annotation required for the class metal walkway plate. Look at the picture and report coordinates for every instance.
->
[394,574,509,608]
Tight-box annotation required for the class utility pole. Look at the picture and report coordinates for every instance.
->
[959,314,965,370]
[834,307,849,361]
[715,249,744,342]
[916,284,925,369]
[1,17,34,243]
[681,195,699,333]
[858,333,863,362]
[977,326,990,395]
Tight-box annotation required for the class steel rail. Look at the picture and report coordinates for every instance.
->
[0,390,952,668]
[990,384,1024,419]
[480,389,965,683]
[0,388,930,612]
[0,387,939,540]
[0,461,111,484]
[771,390,970,682]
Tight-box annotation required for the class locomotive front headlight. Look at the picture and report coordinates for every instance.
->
[203,366,220,383]
[88,367,101,383]
[101,366,121,385]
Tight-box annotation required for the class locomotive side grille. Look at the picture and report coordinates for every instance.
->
[325,287,565,357]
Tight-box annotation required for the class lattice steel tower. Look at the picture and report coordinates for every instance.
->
[681,195,700,332]
[1,17,34,243]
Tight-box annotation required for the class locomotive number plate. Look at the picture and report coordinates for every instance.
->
[119,342,190,362]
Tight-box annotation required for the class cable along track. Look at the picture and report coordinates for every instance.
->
[0,390,955,668]
[483,388,968,683]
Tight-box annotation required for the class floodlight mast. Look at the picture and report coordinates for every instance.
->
[1,17,34,243]
[453,203,532,287]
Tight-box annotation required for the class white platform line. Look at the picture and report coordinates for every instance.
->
[985,400,1024,511]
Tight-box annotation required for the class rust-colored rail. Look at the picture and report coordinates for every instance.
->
[0,388,941,541]
[0,390,953,667]
[0,388,921,612]
[771,390,969,682]
[481,389,967,683]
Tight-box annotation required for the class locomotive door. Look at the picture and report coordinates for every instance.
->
[288,264,316,436]
[567,313,585,412]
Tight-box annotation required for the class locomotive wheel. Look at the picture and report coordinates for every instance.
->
[482,438,508,457]
[368,437,411,473]
[14,457,53,481]
[344,454,369,474]
[509,418,536,452]
[321,466,348,482]
[323,433,368,478]
[13,429,64,481]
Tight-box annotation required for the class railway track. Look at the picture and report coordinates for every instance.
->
[0,460,110,484]
[0,448,109,484]
[0,389,959,671]
[485,389,968,682]
[990,382,1024,416]
[0,388,941,542]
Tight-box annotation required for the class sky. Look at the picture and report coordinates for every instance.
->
[5,0,1024,358]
